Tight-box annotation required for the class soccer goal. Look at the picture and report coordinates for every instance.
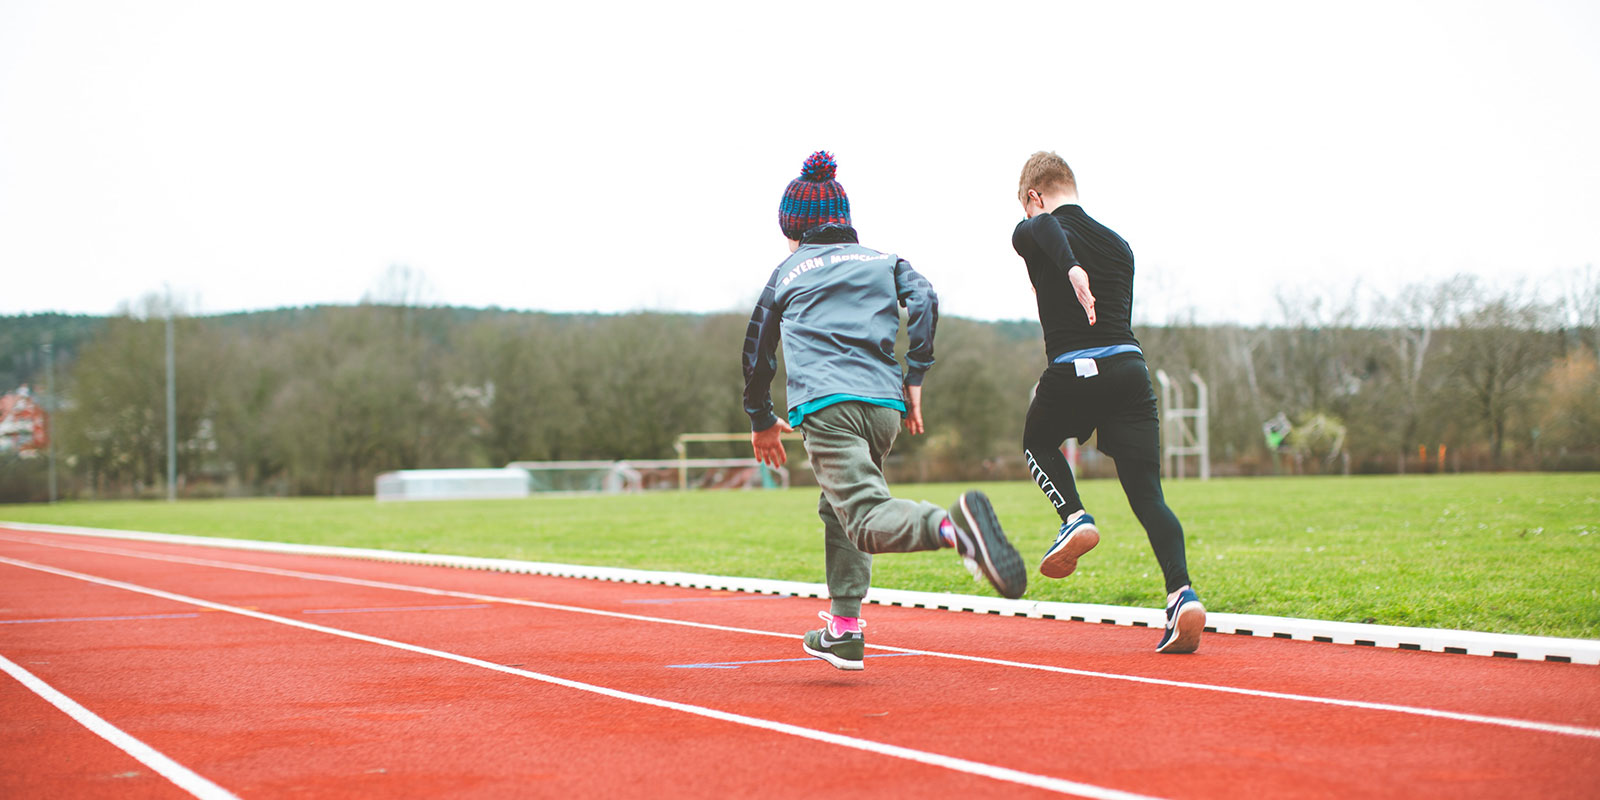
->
[1155,370,1210,480]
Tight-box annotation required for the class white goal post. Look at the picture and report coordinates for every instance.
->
[1154,370,1210,480]
[674,432,804,491]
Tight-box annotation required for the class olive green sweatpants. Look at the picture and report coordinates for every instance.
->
[800,401,948,617]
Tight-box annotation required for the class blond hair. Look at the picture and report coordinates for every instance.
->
[1018,151,1077,204]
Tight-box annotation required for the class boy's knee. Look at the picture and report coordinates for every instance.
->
[1022,428,1057,452]
[1120,476,1165,510]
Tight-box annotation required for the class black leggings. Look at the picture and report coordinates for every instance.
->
[1022,354,1192,594]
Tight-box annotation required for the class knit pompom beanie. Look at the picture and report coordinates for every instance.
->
[779,151,851,240]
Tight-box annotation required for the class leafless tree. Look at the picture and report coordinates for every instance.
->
[1440,289,1554,467]
[1381,275,1480,464]
[1560,264,1599,362]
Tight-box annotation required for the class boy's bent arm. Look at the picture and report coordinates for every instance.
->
[1015,214,1095,324]
[894,258,938,386]
[740,267,785,432]
[1013,213,1081,275]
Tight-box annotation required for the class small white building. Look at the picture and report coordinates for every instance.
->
[375,468,530,502]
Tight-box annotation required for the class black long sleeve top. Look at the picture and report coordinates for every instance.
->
[1012,204,1140,360]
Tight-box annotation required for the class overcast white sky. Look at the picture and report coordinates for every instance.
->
[2,1,1597,325]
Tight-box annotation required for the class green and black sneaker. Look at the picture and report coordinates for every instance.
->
[947,489,1027,599]
[802,611,865,671]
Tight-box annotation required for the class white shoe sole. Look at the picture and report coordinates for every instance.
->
[803,642,865,671]
[1157,601,1206,654]
[1040,526,1099,579]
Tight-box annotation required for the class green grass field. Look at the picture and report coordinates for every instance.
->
[3,474,1596,639]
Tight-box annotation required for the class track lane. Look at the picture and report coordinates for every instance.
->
[0,672,203,800]
[3,530,1597,799]
[0,555,1094,799]
[4,529,1591,728]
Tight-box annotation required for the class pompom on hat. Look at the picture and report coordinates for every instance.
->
[779,151,851,240]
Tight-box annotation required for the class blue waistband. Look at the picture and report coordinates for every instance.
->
[1051,344,1143,364]
[789,393,907,427]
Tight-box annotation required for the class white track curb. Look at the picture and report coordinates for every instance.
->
[4,521,1597,665]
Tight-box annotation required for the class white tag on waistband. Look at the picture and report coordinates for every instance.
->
[1073,357,1098,378]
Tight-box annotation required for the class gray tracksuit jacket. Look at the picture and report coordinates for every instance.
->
[741,224,939,431]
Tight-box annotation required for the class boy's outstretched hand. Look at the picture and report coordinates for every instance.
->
[1068,265,1096,325]
[904,384,924,435]
[751,419,793,467]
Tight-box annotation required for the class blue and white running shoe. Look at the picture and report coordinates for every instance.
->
[1039,513,1099,579]
[1156,586,1206,654]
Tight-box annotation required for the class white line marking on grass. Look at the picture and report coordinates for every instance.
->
[5,533,1599,742]
[0,554,1162,800]
[0,652,241,800]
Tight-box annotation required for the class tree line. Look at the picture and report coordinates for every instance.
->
[1,270,1596,502]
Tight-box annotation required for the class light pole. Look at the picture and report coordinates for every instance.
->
[44,335,57,503]
[166,309,176,502]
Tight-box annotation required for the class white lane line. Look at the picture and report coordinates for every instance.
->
[667,653,924,669]
[6,534,1600,742]
[0,534,801,639]
[302,603,492,615]
[858,644,1600,741]
[0,554,1161,800]
[1,612,201,625]
[621,595,792,604]
[0,652,241,800]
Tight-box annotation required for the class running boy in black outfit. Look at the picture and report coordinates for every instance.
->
[1012,151,1205,653]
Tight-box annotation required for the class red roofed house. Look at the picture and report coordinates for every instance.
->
[0,385,50,457]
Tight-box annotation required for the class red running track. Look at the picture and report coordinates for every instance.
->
[0,527,1596,799]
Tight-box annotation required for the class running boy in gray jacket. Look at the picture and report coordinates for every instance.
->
[742,151,1026,671]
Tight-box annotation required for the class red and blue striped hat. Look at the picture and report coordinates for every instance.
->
[779,151,851,240]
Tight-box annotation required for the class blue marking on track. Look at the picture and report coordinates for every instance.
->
[301,603,493,615]
[0,613,201,625]
[667,653,921,669]
[623,594,791,605]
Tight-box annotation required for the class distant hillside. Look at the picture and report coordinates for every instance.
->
[0,313,107,391]
[2,286,1593,502]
